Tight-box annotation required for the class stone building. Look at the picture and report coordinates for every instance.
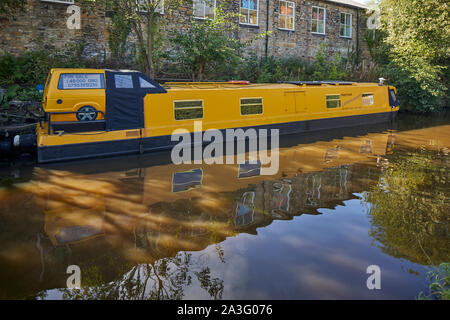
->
[0,0,370,63]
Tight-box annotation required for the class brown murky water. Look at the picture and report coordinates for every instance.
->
[0,113,449,299]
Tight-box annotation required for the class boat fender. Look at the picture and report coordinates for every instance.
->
[13,135,20,148]
[12,134,36,152]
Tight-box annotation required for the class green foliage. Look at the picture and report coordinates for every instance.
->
[372,0,450,113]
[230,46,351,84]
[0,0,26,15]
[311,44,347,81]
[171,2,246,81]
[84,0,183,77]
[418,263,450,300]
[0,47,87,106]
[365,150,449,266]
[108,10,132,65]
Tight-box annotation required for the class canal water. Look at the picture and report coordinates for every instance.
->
[0,113,448,300]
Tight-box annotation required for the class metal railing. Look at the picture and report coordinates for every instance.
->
[47,110,105,134]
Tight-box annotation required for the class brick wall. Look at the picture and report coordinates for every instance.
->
[0,0,370,63]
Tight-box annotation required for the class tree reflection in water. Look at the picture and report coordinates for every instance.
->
[59,251,224,300]
[366,149,449,266]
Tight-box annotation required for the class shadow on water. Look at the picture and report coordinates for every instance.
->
[0,112,448,299]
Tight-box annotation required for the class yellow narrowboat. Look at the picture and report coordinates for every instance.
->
[37,68,400,163]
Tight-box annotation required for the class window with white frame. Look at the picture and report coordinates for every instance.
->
[278,0,295,31]
[311,6,325,34]
[240,0,259,26]
[340,12,352,38]
[193,0,215,19]
[156,0,164,14]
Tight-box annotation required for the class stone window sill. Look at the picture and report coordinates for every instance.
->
[278,28,295,32]
[239,23,259,29]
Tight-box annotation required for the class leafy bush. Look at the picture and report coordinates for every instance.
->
[0,46,88,106]
[311,44,347,81]
[231,46,352,84]
[418,263,450,300]
[171,4,246,81]
[370,0,449,113]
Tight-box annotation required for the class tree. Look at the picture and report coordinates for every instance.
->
[378,0,449,112]
[171,1,266,81]
[85,0,183,77]
[0,0,26,16]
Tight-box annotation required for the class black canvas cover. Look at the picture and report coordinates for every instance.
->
[388,88,400,108]
[105,70,166,131]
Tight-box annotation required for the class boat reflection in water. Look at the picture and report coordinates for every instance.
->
[0,119,448,299]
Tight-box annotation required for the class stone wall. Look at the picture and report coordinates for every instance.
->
[0,1,110,59]
[0,0,370,63]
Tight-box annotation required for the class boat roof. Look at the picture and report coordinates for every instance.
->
[163,81,379,91]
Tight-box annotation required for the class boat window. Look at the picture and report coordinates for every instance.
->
[174,100,204,120]
[58,73,105,90]
[114,74,134,89]
[241,98,263,115]
[326,95,341,108]
[362,93,374,106]
[139,77,156,88]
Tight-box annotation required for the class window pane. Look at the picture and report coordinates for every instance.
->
[279,15,286,28]
[114,74,133,88]
[249,0,255,10]
[340,25,345,36]
[59,74,104,90]
[241,98,263,115]
[326,95,341,109]
[249,10,257,24]
[287,16,293,30]
[362,94,374,106]
[240,8,249,23]
[312,20,317,32]
[318,21,324,33]
[320,21,325,33]
[242,105,263,115]
[318,8,324,20]
[175,100,203,108]
[174,101,204,120]
[193,0,205,18]
[139,77,155,88]
[287,3,293,16]
[280,2,286,15]
[241,0,248,9]
[346,26,351,37]
[205,1,215,18]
